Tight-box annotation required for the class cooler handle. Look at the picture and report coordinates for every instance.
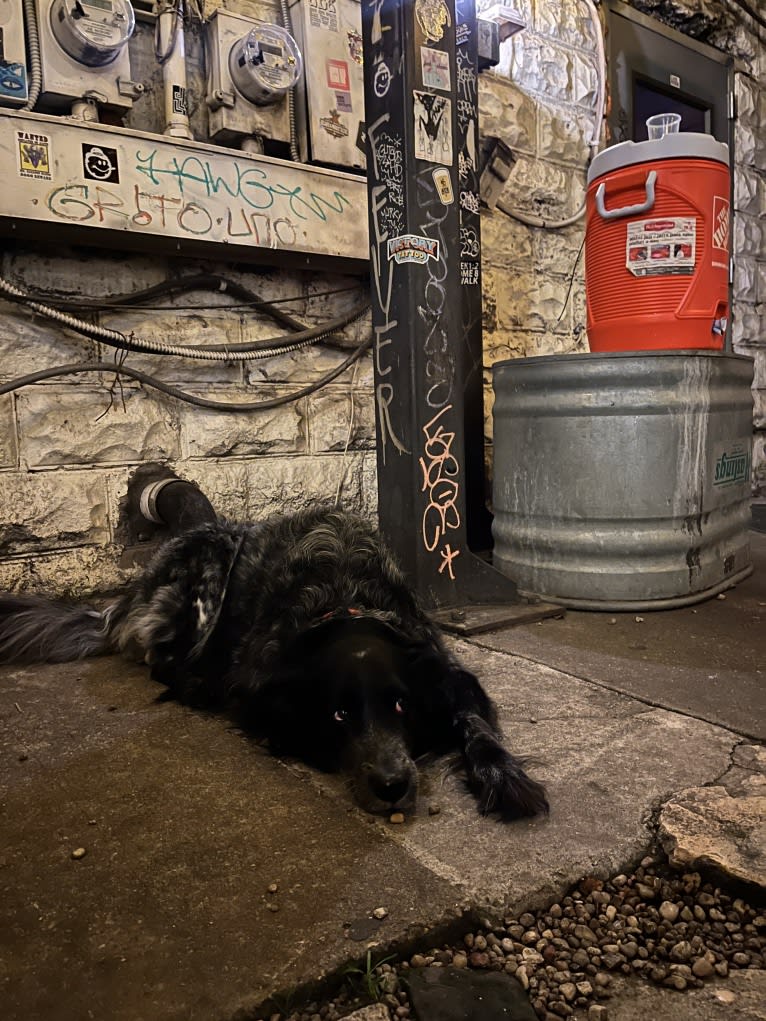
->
[595,170,657,220]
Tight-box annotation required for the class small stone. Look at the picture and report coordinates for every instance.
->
[692,957,714,978]
[573,924,597,944]
[588,1007,608,1021]
[669,941,693,962]
[549,1001,572,1018]
[516,965,529,989]
[469,951,491,968]
[71,847,86,860]
[576,981,593,996]
[635,882,656,900]
[559,982,576,1002]
[519,912,536,927]
[410,954,427,968]
[593,972,610,988]
[731,952,750,967]
[659,901,679,922]
[474,934,487,950]
[267,883,278,894]
[389,813,405,824]
[267,903,279,912]
[372,907,388,920]
[664,974,687,991]
[428,804,441,816]
[452,952,468,969]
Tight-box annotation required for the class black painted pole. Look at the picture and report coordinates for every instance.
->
[361,0,517,610]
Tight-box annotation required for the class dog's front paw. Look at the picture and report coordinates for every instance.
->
[466,737,549,820]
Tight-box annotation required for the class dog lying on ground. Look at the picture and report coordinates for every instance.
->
[0,506,548,820]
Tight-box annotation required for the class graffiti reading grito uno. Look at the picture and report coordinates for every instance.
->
[43,148,353,250]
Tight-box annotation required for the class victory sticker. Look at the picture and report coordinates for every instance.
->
[387,234,440,265]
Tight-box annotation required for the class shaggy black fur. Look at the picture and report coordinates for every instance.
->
[0,506,548,820]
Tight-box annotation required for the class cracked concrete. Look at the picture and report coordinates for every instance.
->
[0,532,764,1020]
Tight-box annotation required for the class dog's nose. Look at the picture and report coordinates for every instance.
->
[369,772,411,806]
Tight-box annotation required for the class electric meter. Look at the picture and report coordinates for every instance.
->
[50,0,135,67]
[228,23,302,106]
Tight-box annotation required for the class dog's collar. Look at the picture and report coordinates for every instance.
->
[309,607,401,633]
[318,607,364,623]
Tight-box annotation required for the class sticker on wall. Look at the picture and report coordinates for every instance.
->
[711,196,729,269]
[413,91,452,166]
[373,61,391,98]
[82,143,120,183]
[172,84,188,117]
[432,166,454,204]
[626,217,696,277]
[319,108,349,139]
[326,58,350,92]
[355,121,367,154]
[421,46,450,91]
[347,29,363,65]
[335,91,353,114]
[16,129,51,180]
[387,233,440,265]
[456,23,470,45]
[0,60,27,99]
[415,0,451,44]
[310,0,338,33]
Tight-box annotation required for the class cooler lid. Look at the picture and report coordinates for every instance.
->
[587,133,729,185]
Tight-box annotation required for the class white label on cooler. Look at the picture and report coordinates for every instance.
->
[626,217,696,277]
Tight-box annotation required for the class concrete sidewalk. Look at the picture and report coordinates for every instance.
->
[1,534,764,1021]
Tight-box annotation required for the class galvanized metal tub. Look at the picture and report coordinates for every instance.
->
[491,351,754,610]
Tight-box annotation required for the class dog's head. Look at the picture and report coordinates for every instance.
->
[261,617,422,815]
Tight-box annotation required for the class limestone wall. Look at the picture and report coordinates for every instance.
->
[0,0,763,594]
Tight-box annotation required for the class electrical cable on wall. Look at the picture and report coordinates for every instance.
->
[0,334,373,412]
[497,0,606,230]
[0,274,370,361]
[19,275,365,346]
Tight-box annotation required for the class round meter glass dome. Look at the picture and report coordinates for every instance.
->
[50,0,135,67]
[228,24,302,106]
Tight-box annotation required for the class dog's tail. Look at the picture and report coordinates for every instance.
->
[0,594,122,664]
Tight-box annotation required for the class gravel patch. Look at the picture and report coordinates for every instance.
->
[255,852,765,1021]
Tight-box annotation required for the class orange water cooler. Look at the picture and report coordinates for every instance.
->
[585,133,731,352]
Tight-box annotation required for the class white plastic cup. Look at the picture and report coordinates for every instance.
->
[646,113,682,139]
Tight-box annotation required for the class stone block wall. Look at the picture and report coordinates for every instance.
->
[0,0,763,594]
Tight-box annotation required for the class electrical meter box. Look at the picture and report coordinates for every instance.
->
[206,9,299,148]
[288,0,365,170]
[34,0,137,111]
[0,0,29,106]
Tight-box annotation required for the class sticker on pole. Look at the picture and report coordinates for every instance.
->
[414,91,452,166]
[626,217,696,277]
[387,233,440,265]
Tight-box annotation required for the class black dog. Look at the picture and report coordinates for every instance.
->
[0,506,548,820]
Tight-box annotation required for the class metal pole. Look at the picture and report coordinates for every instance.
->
[361,0,521,615]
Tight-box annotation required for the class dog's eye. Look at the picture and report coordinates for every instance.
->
[333,709,349,723]
[394,698,406,715]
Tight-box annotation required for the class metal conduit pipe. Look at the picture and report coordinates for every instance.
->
[137,475,217,534]
[156,0,194,139]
